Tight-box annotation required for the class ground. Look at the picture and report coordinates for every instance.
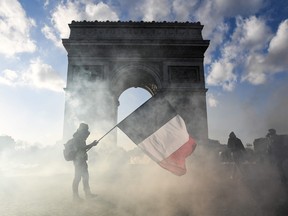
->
[1,150,288,216]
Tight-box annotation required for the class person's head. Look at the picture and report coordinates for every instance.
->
[267,128,276,137]
[268,128,276,135]
[229,131,236,138]
[75,123,90,140]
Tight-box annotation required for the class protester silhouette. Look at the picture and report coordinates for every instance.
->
[69,123,98,201]
[227,132,246,179]
[266,128,287,185]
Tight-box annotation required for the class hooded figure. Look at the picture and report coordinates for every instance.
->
[228,132,246,153]
[227,132,246,179]
[71,123,98,201]
[266,129,287,184]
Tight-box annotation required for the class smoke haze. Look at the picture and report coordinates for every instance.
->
[1,132,287,216]
[1,64,288,215]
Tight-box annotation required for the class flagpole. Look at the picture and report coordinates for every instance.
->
[86,124,118,152]
[97,124,118,142]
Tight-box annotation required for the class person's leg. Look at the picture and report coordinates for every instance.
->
[82,162,97,198]
[82,162,90,194]
[72,163,83,201]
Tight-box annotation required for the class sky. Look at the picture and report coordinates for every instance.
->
[0,0,288,147]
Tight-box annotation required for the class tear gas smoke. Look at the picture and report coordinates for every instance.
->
[1,65,287,216]
[0,138,287,216]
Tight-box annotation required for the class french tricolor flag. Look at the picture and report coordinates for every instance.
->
[118,94,197,176]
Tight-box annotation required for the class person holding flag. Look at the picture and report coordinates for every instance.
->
[69,123,98,202]
[78,92,197,178]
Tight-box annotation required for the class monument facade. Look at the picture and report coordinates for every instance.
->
[62,20,209,145]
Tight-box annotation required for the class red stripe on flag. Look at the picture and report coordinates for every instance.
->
[158,137,197,176]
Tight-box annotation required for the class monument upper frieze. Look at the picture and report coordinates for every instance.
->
[67,20,205,41]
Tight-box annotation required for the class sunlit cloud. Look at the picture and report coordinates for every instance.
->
[44,0,50,8]
[0,0,36,57]
[206,15,287,89]
[266,19,288,68]
[194,0,265,65]
[214,0,264,17]
[0,69,18,86]
[207,60,237,91]
[23,58,65,92]
[196,0,265,38]
[140,0,172,21]
[243,19,288,84]
[42,0,119,47]
[207,93,219,108]
[41,24,63,48]
[172,0,198,21]
[0,58,65,92]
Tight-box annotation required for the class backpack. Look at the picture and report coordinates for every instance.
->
[63,139,77,161]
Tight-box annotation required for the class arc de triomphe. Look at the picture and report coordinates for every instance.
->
[62,21,209,145]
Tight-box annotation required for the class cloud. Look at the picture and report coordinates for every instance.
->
[232,16,272,53]
[44,0,50,8]
[194,0,265,64]
[41,25,63,48]
[196,0,265,37]
[207,93,219,108]
[266,19,288,68]
[214,0,264,17]
[0,58,65,92]
[243,54,267,85]
[0,0,36,57]
[207,60,237,91]
[172,0,198,21]
[139,0,172,21]
[42,0,119,47]
[85,1,119,20]
[207,16,275,89]
[0,69,18,86]
[243,19,288,84]
[23,58,65,92]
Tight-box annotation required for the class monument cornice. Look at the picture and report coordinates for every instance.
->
[69,20,203,26]
[66,20,207,41]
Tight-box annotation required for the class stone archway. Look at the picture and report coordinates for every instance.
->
[62,21,210,145]
[110,63,162,98]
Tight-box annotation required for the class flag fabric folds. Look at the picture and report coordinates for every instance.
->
[117,94,197,176]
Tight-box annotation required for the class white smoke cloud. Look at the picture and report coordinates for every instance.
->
[0,0,37,57]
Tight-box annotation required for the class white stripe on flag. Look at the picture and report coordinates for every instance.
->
[138,115,190,162]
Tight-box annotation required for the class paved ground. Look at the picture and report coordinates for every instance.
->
[1,157,288,216]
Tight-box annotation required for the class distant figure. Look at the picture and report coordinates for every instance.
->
[70,123,98,201]
[266,128,287,184]
[227,132,246,179]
